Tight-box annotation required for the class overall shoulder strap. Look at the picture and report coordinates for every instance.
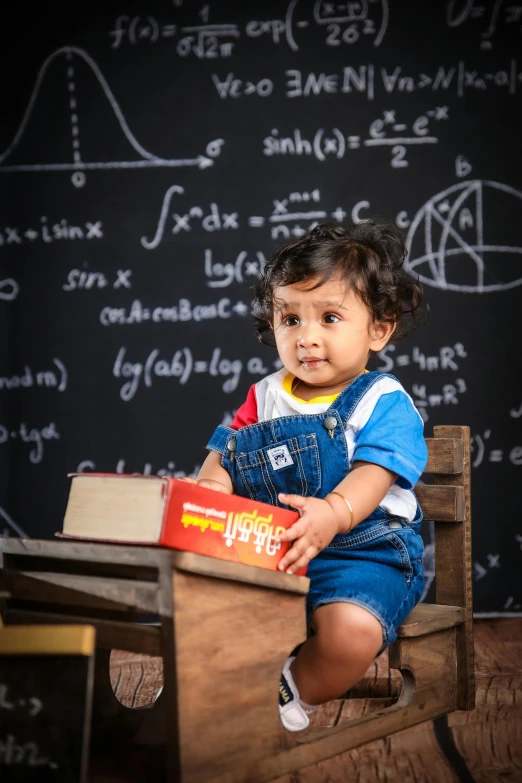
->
[327,371,400,422]
[206,424,236,456]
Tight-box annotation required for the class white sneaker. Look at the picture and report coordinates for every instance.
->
[278,657,314,732]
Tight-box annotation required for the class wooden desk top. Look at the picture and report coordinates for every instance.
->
[0,536,309,596]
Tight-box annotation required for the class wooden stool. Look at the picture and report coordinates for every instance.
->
[0,425,474,782]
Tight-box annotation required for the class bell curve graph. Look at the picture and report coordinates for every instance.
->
[0,46,216,187]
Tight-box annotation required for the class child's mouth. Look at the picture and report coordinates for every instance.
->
[301,358,326,369]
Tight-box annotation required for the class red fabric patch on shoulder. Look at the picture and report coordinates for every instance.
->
[230,384,258,429]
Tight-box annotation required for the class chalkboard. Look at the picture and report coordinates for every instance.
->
[0,1,521,615]
[0,625,94,783]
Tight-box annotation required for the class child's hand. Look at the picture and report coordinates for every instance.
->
[275,493,340,575]
[177,477,232,494]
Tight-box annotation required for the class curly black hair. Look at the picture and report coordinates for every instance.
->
[253,218,425,347]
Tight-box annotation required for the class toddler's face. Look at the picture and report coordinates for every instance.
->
[272,276,394,395]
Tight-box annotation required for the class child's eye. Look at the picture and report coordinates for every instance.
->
[324,313,340,324]
[283,315,300,327]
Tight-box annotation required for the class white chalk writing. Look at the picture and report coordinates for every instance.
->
[108,3,388,56]
[412,379,467,422]
[471,430,522,468]
[0,734,59,768]
[0,360,67,392]
[100,297,248,326]
[0,219,103,246]
[63,268,132,291]
[0,422,60,464]
[377,343,467,373]
[112,346,269,401]
[76,458,201,478]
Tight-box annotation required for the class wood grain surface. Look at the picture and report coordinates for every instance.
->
[96,617,521,783]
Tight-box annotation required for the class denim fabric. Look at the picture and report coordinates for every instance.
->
[207,371,425,651]
[306,507,424,652]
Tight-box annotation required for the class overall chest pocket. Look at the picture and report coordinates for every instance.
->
[235,434,321,506]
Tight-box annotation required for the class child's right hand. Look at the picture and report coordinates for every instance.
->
[180,450,234,494]
[178,477,232,494]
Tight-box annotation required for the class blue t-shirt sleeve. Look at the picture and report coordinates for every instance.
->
[352,391,427,489]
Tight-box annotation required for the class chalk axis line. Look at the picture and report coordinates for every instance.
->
[405,180,522,293]
[0,46,214,186]
[0,505,27,537]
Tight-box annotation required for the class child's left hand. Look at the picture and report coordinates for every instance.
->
[275,493,340,575]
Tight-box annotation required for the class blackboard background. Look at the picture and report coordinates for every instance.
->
[0,654,92,781]
[1,1,521,614]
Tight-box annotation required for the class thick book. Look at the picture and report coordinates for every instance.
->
[60,473,304,573]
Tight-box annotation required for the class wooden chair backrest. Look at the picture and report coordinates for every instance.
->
[415,425,474,710]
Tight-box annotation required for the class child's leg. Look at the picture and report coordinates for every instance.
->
[291,602,383,705]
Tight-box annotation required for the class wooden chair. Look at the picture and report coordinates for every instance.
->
[0,425,474,783]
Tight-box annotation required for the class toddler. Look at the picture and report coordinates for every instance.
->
[184,219,427,732]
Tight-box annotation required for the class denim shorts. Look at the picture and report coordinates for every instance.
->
[305,508,425,654]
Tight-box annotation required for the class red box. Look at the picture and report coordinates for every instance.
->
[164,480,303,573]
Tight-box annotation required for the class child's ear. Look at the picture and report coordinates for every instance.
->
[369,321,396,351]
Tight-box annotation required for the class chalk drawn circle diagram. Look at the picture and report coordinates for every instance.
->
[405,180,522,293]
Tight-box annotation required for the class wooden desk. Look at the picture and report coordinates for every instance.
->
[0,537,309,782]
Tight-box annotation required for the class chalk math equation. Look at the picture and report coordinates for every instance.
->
[140,186,414,248]
[113,345,273,400]
[109,0,389,55]
[107,1,522,57]
[0,218,104,247]
[447,0,522,51]
[141,180,522,296]
[0,422,60,465]
[471,429,522,468]
[213,63,522,99]
[261,107,447,168]
[2,43,520,191]
[5,179,522,297]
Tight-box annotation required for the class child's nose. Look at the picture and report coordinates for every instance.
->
[297,322,321,347]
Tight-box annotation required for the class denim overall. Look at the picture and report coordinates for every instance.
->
[207,371,425,650]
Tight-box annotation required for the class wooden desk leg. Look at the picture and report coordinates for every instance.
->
[158,556,182,783]
[171,569,307,783]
